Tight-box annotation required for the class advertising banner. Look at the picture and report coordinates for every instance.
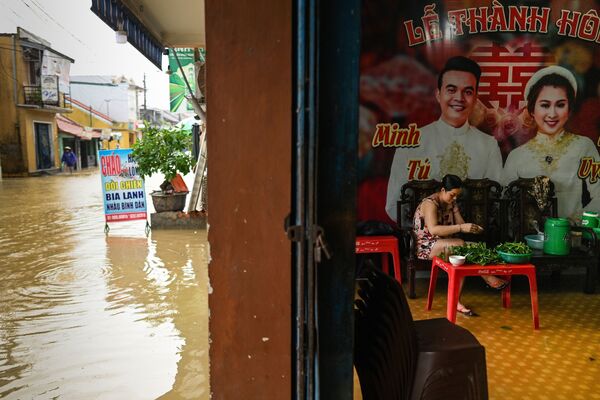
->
[42,50,71,93]
[169,48,196,112]
[360,0,600,223]
[99,149,147,222]
[41,75,58,104]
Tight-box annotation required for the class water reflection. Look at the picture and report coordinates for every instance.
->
[150,231,209,400]
[0,172,209,399]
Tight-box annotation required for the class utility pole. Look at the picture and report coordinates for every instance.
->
[143,73,147,112]
[104,99,111,117]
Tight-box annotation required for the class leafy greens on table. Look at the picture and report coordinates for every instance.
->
[449,242,501,265]
[449,242,533,265]
[495,242,532,255]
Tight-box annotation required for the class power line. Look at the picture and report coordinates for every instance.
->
[0,0,24,20]
[0,0,90,61]
[24,0,94,54]
[20,0,49,25]
[13,0,96,59]
[0,45,74,60]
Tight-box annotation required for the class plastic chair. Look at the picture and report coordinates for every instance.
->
[356,235,401,283]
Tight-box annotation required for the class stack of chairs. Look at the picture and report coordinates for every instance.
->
[354,265,488,400]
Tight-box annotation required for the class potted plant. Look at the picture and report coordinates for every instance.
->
[132,124,195,212]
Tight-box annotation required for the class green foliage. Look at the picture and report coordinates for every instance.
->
[495,242,532,255]
[450,242,502,265]
[131,124,194,189]
[450,241,533,265]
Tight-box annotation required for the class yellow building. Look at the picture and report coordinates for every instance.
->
[107,121,139,150]
[67,97,138,151]
[66,96,112,153]
[55,114,99,170]
[0,28,74,177]
[69,75,143,150]
[67,97,113,131]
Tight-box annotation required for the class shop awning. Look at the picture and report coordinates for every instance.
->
[90,0,205,68]
[57,114,84,137]
[90,0,164,69]
[56,115,101,140]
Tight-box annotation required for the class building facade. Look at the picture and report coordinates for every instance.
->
[65,96,130,150]
[69,75,143,149]
[56,114,102,170]
[139,107,182,129]
[0,28,74,176]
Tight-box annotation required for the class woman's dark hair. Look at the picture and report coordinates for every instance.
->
[526,73,575,114]
[441,174,463,191]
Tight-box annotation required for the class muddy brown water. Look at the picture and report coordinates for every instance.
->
[0,171,209,399]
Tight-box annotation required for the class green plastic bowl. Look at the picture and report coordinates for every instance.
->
[497,250,532,264]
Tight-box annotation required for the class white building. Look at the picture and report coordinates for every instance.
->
[139,107,182,128]
[69,75,143,126]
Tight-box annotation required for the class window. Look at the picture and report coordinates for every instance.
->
[23,47,42,85]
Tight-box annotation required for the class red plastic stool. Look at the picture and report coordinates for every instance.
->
[356,235,401,283]
[426,256,539,330]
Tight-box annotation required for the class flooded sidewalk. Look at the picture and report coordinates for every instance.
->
[0,171,209,399]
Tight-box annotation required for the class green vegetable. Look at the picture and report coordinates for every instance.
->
[495,242,532,255]
[449,242,502,265]
[449,241,533,265]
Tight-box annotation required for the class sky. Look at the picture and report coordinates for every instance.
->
[0,0,170,110]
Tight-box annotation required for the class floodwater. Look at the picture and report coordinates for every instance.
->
[0,171,209,399]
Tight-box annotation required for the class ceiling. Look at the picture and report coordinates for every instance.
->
[119,0,206,48]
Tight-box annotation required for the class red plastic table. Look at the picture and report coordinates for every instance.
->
[426,256,540,330]
[355,235,401,283]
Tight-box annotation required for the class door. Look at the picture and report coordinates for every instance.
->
[35,122,53,170]
[292,0,360,398]
[80,142,88,168]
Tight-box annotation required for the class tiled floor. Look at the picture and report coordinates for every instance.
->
[354,272,600,399]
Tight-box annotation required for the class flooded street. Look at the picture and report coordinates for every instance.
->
[0,171,209,399]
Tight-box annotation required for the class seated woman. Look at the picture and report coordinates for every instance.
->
[413,174,508,316]
[503,65,600,219]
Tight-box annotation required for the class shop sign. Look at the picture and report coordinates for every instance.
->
[41,75,58,104]
[99,149,147,222]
